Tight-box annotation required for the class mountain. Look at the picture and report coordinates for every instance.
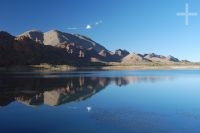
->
[19,30,108,53]
[0,30,184,67]
[19,30,133,62]
[122,53,149,63]
[18,30,130,63]
[143,53,180,63]
[122,52,181,64]
[0,31,104,66]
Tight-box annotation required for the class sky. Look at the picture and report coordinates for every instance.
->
[0,0,200,61]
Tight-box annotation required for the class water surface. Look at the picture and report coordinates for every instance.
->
[0,70,200,133]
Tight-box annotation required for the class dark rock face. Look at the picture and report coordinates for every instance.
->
[144,53,165,59]
[167,55,180,62]
[115,49,130,57]
[181,60,190,63]
[0,31,15,45]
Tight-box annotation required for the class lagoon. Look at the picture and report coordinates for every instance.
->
[0,70,200,133]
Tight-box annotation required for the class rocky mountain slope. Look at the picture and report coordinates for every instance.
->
[0,30,186,67]
[19,30,108,53]
[0,31,102,66]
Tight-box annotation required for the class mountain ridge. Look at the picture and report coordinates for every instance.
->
[0,30,190,67]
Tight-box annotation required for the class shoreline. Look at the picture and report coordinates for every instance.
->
[0,63,200,72]
[102,64,200,70]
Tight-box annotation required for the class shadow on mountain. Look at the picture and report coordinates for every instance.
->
[0,73,173,107]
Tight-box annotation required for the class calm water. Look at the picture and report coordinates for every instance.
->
[0,70,200,133]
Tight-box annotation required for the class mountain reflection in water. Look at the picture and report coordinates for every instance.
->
[0,73,173,107]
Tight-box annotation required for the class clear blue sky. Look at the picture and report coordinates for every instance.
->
[0,0,200,61]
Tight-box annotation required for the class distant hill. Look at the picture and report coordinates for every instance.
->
[0,30,186,67]
[122,53,149,63]
[121,52,184,64]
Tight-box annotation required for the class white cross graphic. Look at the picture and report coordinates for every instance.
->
[176,3,197,25]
